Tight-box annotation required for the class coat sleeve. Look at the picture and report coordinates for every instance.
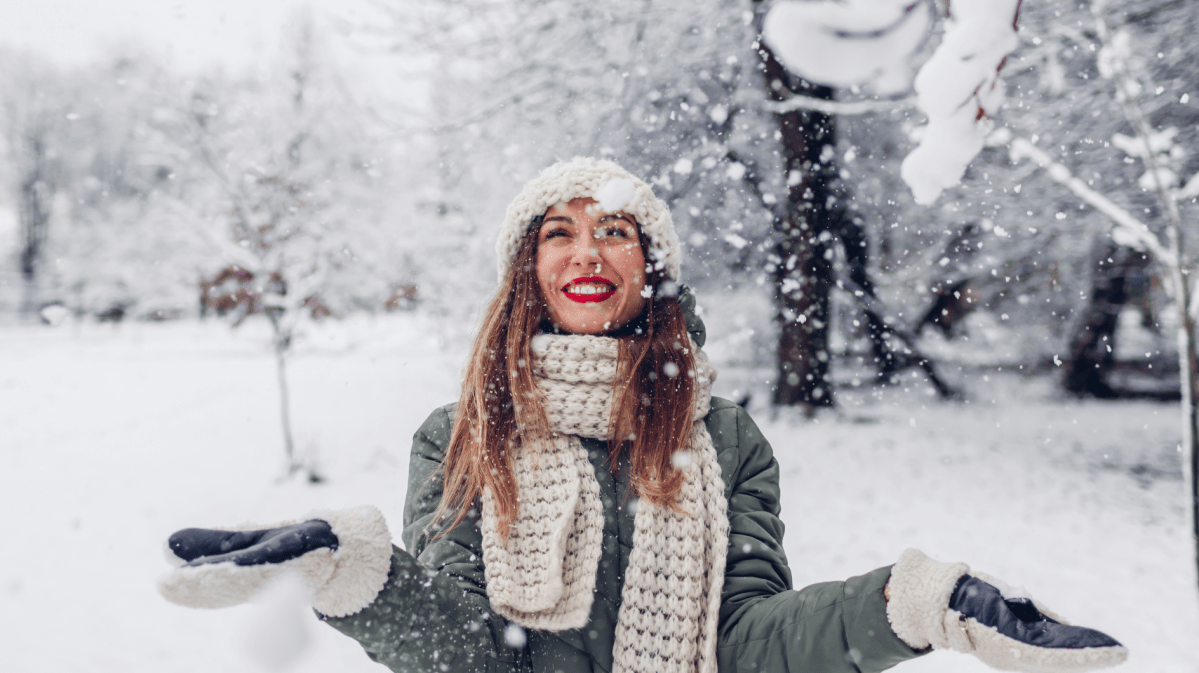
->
[319,405,526,673]
[714,403,927,673]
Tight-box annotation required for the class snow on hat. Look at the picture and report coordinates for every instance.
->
[495,157,681,283]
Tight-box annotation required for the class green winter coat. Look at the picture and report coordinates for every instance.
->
[323,299,925,673]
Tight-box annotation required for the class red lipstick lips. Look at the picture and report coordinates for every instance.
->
[562,276,616,303]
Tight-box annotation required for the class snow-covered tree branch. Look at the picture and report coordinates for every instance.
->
[1007,135,1172,264]
[900,0,1022,204]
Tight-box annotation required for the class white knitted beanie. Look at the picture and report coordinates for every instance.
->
[495,157,681,283]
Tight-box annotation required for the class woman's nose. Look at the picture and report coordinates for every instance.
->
[568,236,601,265]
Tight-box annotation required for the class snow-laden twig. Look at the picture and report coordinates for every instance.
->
[1093,8,1185,237]
[1176,172,1199,203]
[1008,136,1174,265]
[765,95,915,116]
[276,259,331,337]
[159,199,263,272]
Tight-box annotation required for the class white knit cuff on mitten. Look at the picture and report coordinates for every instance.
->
[158,505,392,618]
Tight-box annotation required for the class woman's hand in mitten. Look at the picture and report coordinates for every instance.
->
[158,505,392,618]
[886,549,1127,672]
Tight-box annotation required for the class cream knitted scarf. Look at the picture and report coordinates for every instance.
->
[480,333,729,673]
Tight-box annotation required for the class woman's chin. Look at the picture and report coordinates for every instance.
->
[556,321,613,335]
[551,312,619,335]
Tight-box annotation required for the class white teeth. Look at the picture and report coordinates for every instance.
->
[566,283,614,295]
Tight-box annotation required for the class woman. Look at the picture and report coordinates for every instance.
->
[160,158,1125,673]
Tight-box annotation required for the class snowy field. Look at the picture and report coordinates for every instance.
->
[2,313,1197,673]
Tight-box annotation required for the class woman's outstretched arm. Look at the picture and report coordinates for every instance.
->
[320,405,525,673]
[713,400,1124,673]
[710,400,925,673]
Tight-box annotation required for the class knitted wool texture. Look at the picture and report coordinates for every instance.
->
[495,157,682,283]
[480,333,728,673]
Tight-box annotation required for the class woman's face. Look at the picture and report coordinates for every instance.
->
[536,197,648,335]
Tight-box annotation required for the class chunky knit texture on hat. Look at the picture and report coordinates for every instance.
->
[495,157,682,283]
[480,333,727,673]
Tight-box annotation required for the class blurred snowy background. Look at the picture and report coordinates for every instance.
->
[1,0,1198,671]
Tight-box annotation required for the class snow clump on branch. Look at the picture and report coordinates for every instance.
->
[762,0,933,94]
[900,0,1021,205]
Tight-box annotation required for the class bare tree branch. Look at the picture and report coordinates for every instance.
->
[766,94,915,116]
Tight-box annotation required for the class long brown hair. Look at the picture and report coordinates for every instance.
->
[429,223,698,539]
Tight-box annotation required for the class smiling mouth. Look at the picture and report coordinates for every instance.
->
[562,277,616,303]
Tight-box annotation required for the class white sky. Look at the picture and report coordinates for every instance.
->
[0,0,362,74]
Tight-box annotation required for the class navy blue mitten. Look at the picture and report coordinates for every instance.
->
[169,520,340,566]
[886,549,1127,672]
[158,506,392,618]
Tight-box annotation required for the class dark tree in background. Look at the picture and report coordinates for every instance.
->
[757,44,839,408]
[754,18,916,407]
[1062,243,1157,398]
[16,128,55,316]
[2,62,63,317]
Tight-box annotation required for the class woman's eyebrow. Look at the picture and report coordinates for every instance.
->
[600,214,635,225]
[542,215,574,224]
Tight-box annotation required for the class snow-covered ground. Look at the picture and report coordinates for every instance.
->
[2,314,1196,672]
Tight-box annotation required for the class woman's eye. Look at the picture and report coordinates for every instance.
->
[544,228,568,239]
[595,226,629,239]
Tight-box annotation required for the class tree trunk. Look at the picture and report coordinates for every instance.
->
[274,340,298,474]
[758,44,839,408]
[1162,185,1199,600]
[1062,243,1149,397]
[267,312,300,476]
[18,134,55,317]
[1176,273,1199,596]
